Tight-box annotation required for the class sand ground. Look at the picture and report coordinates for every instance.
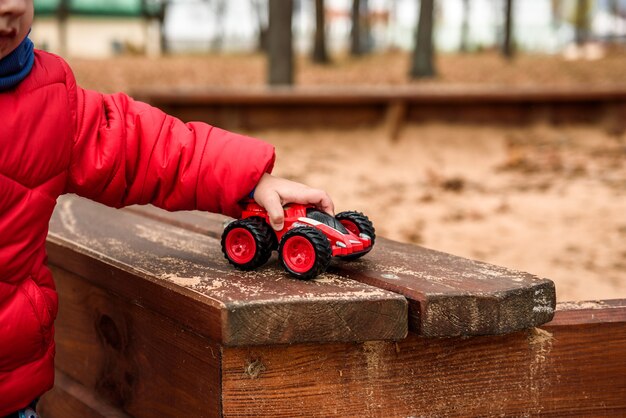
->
[256,123,626,302]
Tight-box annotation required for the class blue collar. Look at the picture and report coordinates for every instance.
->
[0,37,34,91]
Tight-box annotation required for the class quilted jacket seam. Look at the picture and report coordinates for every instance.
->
[0,171,66,197]
[16,278,49,353]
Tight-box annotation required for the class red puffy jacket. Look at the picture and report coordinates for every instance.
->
[0,50,275,414]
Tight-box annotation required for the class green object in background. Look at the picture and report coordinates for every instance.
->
[70,0,142,16]
[34,0,162,17]
[34,0,59,15]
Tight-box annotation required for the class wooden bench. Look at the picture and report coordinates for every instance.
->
[132,86,626,137]
[39,195,626,417]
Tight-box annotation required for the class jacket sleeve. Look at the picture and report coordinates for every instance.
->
[65,88,275,217]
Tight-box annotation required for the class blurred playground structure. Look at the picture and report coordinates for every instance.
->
[31,0,626,58]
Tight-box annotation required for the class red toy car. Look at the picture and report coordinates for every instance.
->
[221,201,375,280]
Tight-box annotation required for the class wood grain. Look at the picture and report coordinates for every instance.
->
[48,196,408,345]
[127,204,556,336]
[221,300,626,417]
[342,238,555,336]
[552,299,626,325]
[39,371,132,418]
[46,266,222,418]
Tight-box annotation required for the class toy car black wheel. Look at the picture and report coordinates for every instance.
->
[221,218,273,270]
[336,211,376,260]
[279,227,332,280]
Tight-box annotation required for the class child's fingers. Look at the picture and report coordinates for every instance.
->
[309,190,335,216]
[252,173,334,229]
[288,188,335,216]
[259,192,285,231]
[316,191,335,216]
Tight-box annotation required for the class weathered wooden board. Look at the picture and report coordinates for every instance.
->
[127,205,556,336]
[221,300,626,417]
[549,298,626,326]
[123,205,226,239]
[42,267,222,418]
[48,196,408,346]
[40,287,626,418]
[40,195,623,416]
[40,372,132,418]
[341,239,555,336]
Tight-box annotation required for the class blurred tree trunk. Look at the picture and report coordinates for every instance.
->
[502,0,514,59]
[140,0,159,56]
[410,0,436,78]
[459,0,470,52]
[158,1,168,55]
[141,0,169,55]
[574,0,591,45]
[351,0,362,55]
[251,0,269,52]
[57,0,69,56]
[350,0,371,55]
[312,0,330,63]
[361,0,371,53]
[268,0,294,85]
[610,0,620,41]
[211,0,227,51]
[388,0,399,50]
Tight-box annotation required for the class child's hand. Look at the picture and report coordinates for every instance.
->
[253,173,334,231]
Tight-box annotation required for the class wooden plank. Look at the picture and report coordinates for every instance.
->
[127,205,556,336]
[48,195,408,346]
[221,300,626,417]
[132,86,626,130]
[123,205,226,239]
[161,103,385,130]
[133,85,626,105]
[551,299,626,325]
[341,239,555,336]
[39,371,132,418]
[44,266,222,418]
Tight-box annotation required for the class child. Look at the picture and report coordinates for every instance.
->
[0,0,334,416]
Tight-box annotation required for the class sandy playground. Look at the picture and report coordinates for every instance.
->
[256,123,626,303]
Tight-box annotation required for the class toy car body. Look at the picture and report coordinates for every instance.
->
[221,201,375,280]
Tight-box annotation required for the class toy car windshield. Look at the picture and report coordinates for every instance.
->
[305,208,349,234]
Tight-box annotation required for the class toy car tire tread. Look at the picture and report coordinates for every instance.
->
[221,218,273,270]
[336,211,376,260]
[279,227,332,280]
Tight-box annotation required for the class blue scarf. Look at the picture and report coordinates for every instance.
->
[0,36,34,91]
